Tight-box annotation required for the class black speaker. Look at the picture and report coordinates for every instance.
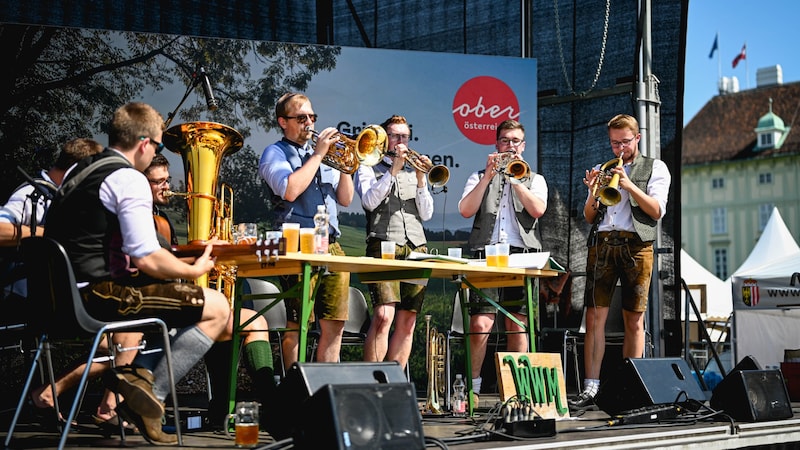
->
[264,362,408,440]
[711,363,793,422]
[293,383,424,450]
[594,358,706,415]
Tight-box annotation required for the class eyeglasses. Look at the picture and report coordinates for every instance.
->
[283,114,318,124]
[498,137,524,147]
[148,176,172,186]
[610,137,635,148]
[388,133,410,142]
[141,136,165,153]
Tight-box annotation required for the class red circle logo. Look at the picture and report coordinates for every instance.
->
[452,76,520,145]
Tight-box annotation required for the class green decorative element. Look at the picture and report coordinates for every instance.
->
[503,354,567,415]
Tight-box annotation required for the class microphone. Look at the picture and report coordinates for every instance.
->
[197,67,219,110]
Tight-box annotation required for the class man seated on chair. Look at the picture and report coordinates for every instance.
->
[0,138,143,431]
[354,114,433,371]
[43,102,258,445]
[458,119,548,403]
[145,153,276,432]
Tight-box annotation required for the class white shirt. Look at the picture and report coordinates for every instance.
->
[460,171,548,248]
[354,158,434,220]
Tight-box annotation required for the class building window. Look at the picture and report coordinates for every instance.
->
[759,203,774,231]
[758,172,773,184]
[712,178,724,189]
[712,207,727,234]
[714,248,728,279]
[759,133,773,148]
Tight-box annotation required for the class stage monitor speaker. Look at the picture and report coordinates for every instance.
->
[293,383,424,450]
[711,368,793,422]
[594,358,706,415]
[264,362,408,440]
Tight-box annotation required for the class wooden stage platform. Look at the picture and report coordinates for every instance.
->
[4,393,800,449]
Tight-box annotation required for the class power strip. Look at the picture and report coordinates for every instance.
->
[494,417,557,438]
[609,404,684,426]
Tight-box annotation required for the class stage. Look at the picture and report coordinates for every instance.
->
[4,393,799,449]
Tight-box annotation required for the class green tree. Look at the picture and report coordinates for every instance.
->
[0,24,340,200]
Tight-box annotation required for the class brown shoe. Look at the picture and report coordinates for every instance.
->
[111,365,165,419]
[117,402,177,446]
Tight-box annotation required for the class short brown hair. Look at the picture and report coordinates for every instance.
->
[496,119,525,140]
[607,114,639,135]
[54,138,103,170]
[144,153,170,177]
[108,102,163,150]
[381,115,408,130]
[275,92,309,123]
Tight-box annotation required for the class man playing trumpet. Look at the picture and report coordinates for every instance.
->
[354,114,434,371]
[259,92,353,367]
[458,119,548,405]
[571,113,671,410]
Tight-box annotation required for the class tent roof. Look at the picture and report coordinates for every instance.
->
[681,249,732,320]
[732,207,800,277]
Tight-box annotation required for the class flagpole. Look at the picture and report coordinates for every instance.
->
[715,31,722,86]
[744,41,749,88]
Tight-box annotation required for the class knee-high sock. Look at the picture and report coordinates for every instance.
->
[243,340,275,404]
[147,325,214,402]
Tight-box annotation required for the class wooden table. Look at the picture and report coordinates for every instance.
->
[208,250,561,417]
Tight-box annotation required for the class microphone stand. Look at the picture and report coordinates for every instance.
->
[163,71,201,130]
[15,165,54,238]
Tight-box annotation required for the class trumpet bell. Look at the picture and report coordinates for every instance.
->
[310,124,388,174]
[594,155,624,206]
[428,165,450,188]
[353,124,388,167]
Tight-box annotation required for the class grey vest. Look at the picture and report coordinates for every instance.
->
[628,154,657,242]
[467,172,542,251]
[365,164,427,247]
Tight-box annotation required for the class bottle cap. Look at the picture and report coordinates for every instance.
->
[456,374,462,379]
[317,204,326,213]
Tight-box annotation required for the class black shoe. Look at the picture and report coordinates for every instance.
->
[568,392,596,410]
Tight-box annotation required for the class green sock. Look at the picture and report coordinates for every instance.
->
[244,340,275,407]
[244,340,274,385]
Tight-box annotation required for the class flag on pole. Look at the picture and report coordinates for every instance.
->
[732,43,746,68]
[709,33,718,59]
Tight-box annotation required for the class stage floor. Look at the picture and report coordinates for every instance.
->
[3,394,800,449]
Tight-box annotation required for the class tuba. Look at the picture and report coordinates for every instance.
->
[494,152,531,183]
[592,152,624,206]
[425,315,446,415]
[163,121,244,296]
[307,125,388,174]
[388,147,450,188]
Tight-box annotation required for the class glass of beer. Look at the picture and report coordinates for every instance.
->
[496,243,510,267]
[381,241,396,259]
[281,223,300,253]
[485,244,498,267]
[224,401,259,447]
[299,228,315,254]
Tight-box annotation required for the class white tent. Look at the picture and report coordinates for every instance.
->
[730,208,800,369]
[680,249,732,321]
[731,207,800,277]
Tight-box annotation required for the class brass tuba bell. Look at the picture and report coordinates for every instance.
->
[163,121,244,292]
[307,125,388,174]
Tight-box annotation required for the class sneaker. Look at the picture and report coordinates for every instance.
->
[568,391,596,410]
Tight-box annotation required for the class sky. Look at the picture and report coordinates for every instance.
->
[684,0,800,125]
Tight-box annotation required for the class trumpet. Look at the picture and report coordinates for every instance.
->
[388,147,450,188]
[494,152,531,183]
[591,152,624,206]
[307,125,387,174]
